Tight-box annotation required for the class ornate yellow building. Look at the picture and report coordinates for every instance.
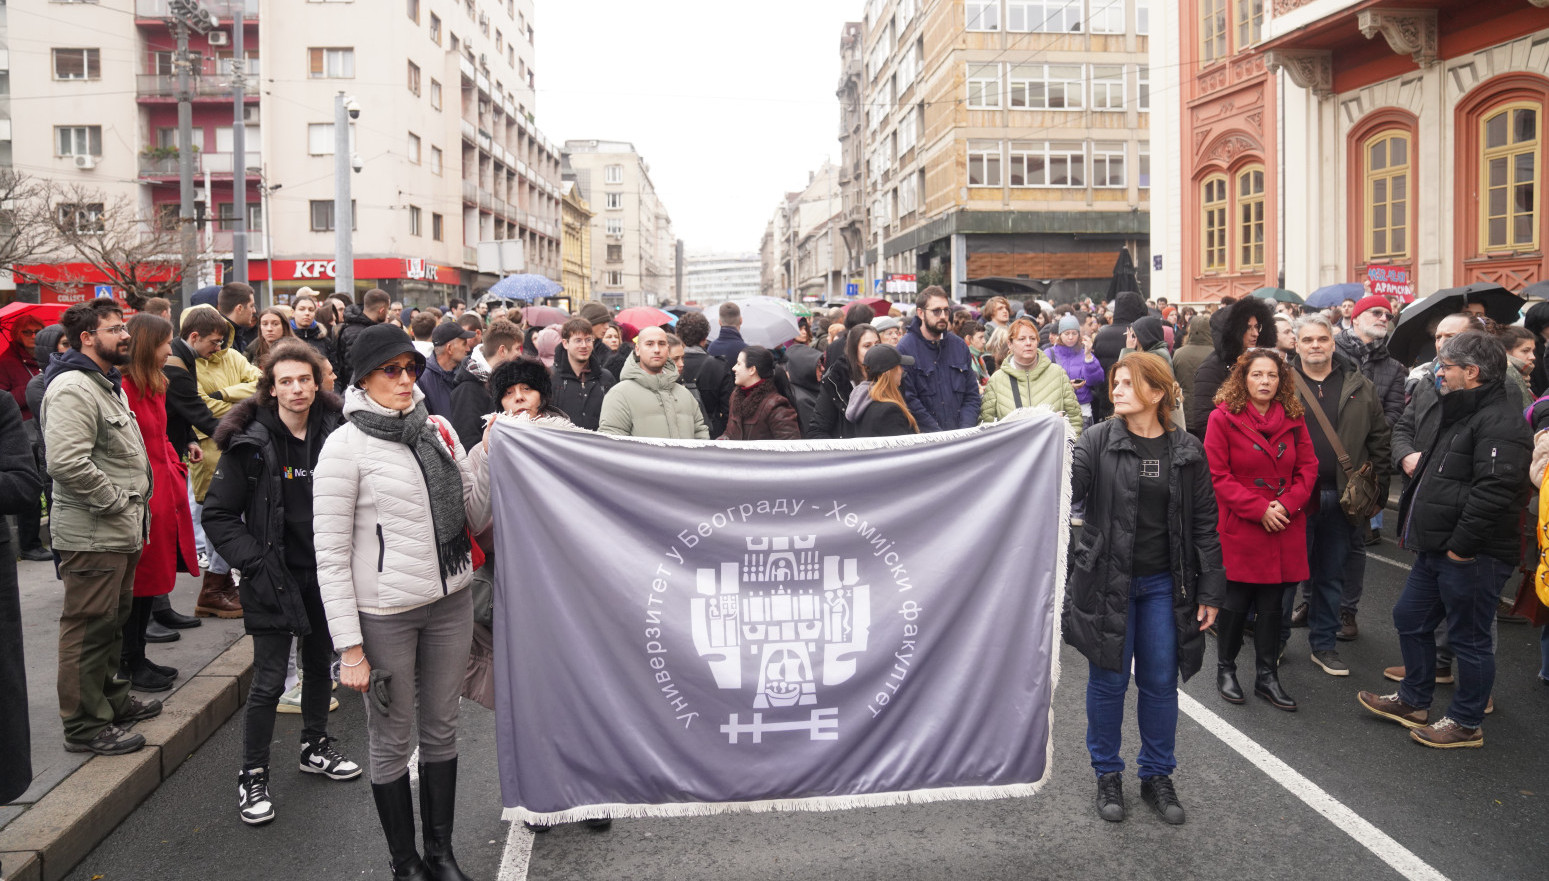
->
[561,181,594,303]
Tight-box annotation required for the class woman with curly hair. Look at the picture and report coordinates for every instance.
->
[1203,348,1318,711]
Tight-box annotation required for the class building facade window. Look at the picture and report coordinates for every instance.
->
[1009,140,1085,187]
[1238,166,1266,269]
[1091,65,1124,110]
[1202,174,1228,270]
[408,61,421,96]
[966,1,1000,31]
[1008,1,1082,33]
[605,218,624,236]
[430,79,442,110]
[1480,103,1540,251]
[308,48,355,78]
[432,212,444,241]
[216,202,261,233]
[1092,142,1126,187]
[1089,0,1124,34]
[1364,130,1410,261]
[967,63,1001,109]
[1137,65,1150,111]
[605,192,623,209]
[604,165,624,184]
[430,13,442,44]
[1236,0,1264,48]
[407,0,419,23]
[53,48,100,80]
[1201,0,1227,65]
[605,270,624,286]
[1009,63,1083,109]
[606,244,623,263]
[408,132,421,164]
[430,145,443,174]
[968,140,1002,187]
[409,205,422,236]
[1136,0,1150,35]
[56,125,102,157]
[1138,146,1151,188]
[57,203,105,234]
[309,200,356,232]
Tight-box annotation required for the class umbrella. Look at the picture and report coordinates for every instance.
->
[521,305,569,327]
[1522,281,1549,302]
[488,273,562,303]
[666,305,703,317]
[0,303,69,349]
[706,298,802,349]
[1305,283,1364,310]
[1105,247,1139,300]
[1387,283,1526,366]
[1251,287,1303,304]
[846,296,892,317]
[615,306,676,329]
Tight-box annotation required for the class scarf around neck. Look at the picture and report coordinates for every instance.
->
[346,395,470,582]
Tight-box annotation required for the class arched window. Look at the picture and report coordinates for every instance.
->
[1364,130,1411,262]
[1202,174,1228,271]
[1480,102,1540,252]
[1237,166,1266,270]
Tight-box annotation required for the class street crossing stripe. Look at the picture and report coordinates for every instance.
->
[498,818,536,881]
[1368,550,1414,570]
[1178,692,1451,881]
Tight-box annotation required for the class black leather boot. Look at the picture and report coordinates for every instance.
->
[419,758,474,881]
[1253,599,1297,710]
[371,774,432,881]
[1254,664,1298,711]
[1215,609,1245,704]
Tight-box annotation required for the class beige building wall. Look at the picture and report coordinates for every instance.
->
[560,180,592,303]
[563,140,675,309]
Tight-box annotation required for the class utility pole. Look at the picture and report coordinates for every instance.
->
[334,92,358,300]
[231,1,248,291]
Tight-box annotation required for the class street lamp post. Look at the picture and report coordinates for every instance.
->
[167,0,216,313]
[259,176,280,305]
[334,93,360,300]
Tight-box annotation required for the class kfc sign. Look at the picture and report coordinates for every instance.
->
[292,260,339,279]
[405,258,444,280]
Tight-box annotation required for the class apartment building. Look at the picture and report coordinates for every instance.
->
[859,0,1151,301]
[6,0,564,307]
[764,161,847,302]
[1151,1,1548,304]
[682,252,761,304]
[560,179,592,303]
[562,139,676,308]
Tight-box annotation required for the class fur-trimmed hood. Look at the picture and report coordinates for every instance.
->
[214,390,344,451]
[1209,297,1276,365]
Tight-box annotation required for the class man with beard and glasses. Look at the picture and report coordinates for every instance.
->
[40,299,159,756]
[896,286,982,432]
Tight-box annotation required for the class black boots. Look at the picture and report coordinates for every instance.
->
[1215,610,1246,704]
[1253,606,1297,711]
[371,774,433,881]
[420,758,474,881]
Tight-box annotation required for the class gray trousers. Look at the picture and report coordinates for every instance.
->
[358,587,473,784]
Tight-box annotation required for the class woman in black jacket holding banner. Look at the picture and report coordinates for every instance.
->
[1064,352,1225,827]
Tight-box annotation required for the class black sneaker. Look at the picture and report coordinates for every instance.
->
[1310,650,1350,676]
[121,661,174,693]
[18,546,53,562]
[115,694,163,724]
[142,659,178,679]
[238,767,276,825]
[64,723,145,756]
[1095,772,1124,822]
[1140,775,1186,825]
[299,736,363,780]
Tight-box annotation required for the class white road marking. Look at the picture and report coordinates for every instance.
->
[1178,692,1451,881]
[1368,549,1414,571]
[408,746,419,784]
[497,818,535,881]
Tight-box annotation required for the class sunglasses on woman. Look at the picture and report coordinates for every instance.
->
[372,363,419,379]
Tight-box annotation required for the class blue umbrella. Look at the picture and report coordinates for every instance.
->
[488,273,562,303]
[1305,283,1364,310]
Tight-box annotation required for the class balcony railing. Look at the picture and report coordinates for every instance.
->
[138,150,258,176]
[138,0,258,19]
[462,179,479,204]
[138,58,261,99]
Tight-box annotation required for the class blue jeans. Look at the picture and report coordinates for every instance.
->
[1393,551,1512,729]
[1086,572,1179,779]
[1286,489,1356,652]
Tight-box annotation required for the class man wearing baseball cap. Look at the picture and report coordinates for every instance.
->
[417,322,476,418]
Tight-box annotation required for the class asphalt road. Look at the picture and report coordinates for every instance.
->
[62,535,1549,881]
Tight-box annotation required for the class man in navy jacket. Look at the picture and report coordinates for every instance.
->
[896,286,981,432]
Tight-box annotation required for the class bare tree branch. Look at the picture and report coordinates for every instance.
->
[33,181,201,310]
[0,169,55,275]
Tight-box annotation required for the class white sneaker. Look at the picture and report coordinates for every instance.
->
[276,683,339,714]
[237,767,275,825]
[299,736,363,781]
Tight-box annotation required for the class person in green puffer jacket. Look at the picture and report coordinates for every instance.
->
[980,317,1083,436]
[597,326,710,440]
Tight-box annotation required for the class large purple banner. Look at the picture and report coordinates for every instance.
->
[489,410,1069,822]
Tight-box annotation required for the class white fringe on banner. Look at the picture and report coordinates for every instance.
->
[495,406,1077,825]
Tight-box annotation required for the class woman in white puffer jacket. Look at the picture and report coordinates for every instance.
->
[315,324,489,881]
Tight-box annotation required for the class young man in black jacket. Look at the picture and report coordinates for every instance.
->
[551,318,618,431]
[203,340,361,825]
[448,318,521,447]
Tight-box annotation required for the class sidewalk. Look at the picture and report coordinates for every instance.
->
[0,563,252,881]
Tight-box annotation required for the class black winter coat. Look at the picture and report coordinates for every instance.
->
[807,355,858,439]
[1335,331,1406,425]
[164,337,220,451]
[1063,419,1227,681]
[1397,380,1531,565]
[1186,297,1277,441]
[203,394,345,636]
[333,305,378,390]
[448,362,493,449]
[1093,291,1148,377]
[681,348,732,438]
[292,321,334,365]
[0,393,42,803]
[552,350,617,431]
[783,343,823,435]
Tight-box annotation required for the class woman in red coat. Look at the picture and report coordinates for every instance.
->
[1204,348,1317,712]
[721,346,802,441]
[122,314,201,692]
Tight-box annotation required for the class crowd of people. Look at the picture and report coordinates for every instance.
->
[1,277,1547,876]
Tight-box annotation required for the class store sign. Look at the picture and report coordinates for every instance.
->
[885,273,918,295]
[404,258,446,281]
[1367,265,1413,303]
[256,258,461,285]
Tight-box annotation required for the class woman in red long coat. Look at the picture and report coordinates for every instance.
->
[1204,348,1318,712]
[122,314,200,692]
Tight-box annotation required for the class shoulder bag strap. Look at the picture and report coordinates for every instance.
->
[1009,373,1023,409]
[1291,371,1354,475]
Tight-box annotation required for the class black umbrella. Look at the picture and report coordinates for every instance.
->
[1105,248,1138,301]
[1388,282,1525,366]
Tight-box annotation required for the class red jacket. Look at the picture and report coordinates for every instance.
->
[0,343,40,420]
[722,380,801,441]
[1204,401,1319,584]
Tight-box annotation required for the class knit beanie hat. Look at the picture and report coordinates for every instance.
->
[1058,315,1081,334]
[1351,295,1391,321]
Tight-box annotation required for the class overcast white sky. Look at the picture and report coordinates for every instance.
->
[535,1,862,256]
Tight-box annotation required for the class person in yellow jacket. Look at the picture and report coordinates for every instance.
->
[179,303,261,616]
[979,317,1083,436]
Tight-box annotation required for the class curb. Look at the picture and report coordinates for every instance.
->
[0,636,253,881]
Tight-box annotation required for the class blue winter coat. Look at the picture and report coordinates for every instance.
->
[895,317,982,432]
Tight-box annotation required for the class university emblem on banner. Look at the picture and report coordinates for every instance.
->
[689,534,873,743]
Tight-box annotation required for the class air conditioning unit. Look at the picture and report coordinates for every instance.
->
[208,31,230,46]
[479,53,488,67]
[73,155,97,170]
[242,105,260,123]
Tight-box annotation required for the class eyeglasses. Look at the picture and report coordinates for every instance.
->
[372,363,419,379]
[925,307,952,316]
[91,325,130,337]
[1365,310,1392,319]
[1436,361,1459,371]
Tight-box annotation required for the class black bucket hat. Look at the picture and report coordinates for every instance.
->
[349,324,425,384]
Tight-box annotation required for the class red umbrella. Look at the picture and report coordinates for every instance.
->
[0,303,69,349]
[521,305,570,327]
[845,297,892,316]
